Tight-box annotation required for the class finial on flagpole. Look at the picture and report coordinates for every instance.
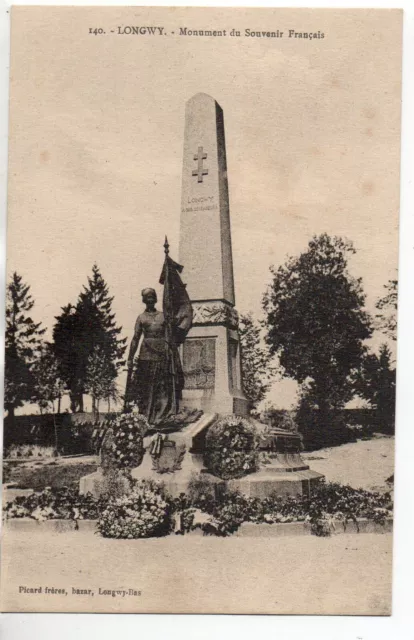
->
[164,236,169,255]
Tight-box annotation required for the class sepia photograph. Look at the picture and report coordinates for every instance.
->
[0,6,403,616]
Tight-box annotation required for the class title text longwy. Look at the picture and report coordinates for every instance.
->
[89,26,326,40]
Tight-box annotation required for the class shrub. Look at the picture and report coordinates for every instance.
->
[261,408,297,432]
[99,468,135,502]
[170,493,196,535]
[303,480,393,531]
[308,513,337,537]
[207,491,253,536]
[187,473,220,513]
[198,482,393,537]
[108,412,149,469]
[295,397,355,451]
[204,415,259,480]
[4,477,393,539]
[97,479,172,539]
[201,491,307,535]
[251,494,306,524]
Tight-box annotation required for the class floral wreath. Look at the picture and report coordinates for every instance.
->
[109,411,149,469]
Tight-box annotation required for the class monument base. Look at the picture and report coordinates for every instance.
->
[181,321,250,416]
[79,413,324,500]
[227,468,324,499]
[181,389,250,417]
[80,414,222,499]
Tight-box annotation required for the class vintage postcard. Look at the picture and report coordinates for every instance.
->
[1,7,402,614]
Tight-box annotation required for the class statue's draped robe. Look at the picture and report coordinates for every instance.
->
[128,310,183,425]
[127,253,193,425]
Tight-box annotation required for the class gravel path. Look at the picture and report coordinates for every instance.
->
[302,436,394,492]
[1,527,392,615]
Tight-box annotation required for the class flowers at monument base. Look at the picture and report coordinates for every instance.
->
[109,412,149,470]
[198,492,304,536]
[3,486,101,522]
[4,480,393,539]
[192,482,393,537]
[97,479,172,539]
[204,415,260,480]
[306,512,338,537]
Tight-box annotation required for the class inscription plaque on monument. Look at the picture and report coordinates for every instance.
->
[182,338,216,390]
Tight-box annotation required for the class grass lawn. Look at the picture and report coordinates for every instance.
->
[3,456,98,490]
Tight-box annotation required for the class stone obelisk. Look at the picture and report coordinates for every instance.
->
[179,93,249,416]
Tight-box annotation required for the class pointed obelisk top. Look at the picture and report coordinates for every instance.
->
[187,92,216,105]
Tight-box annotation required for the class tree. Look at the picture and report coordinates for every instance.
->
[82,265,127,367]
[263,234,372,438]
[102,378,121,413]
[85,345,120,415]
[5,272,46,419]
[80,265,127,413]
[354,343,396,433]
[239,313,274,409]
[376,278,397,341]
[53,265,126,413]
[32,342,65,414]
[53,303,88,412]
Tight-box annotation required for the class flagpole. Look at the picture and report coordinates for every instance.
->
[164,236,177,414]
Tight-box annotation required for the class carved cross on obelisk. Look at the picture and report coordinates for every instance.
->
[192,146,208,183]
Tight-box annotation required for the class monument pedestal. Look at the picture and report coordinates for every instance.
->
[181,301,249,416]
[80,414,225,499]
[227,467,324,499]
[80,413,323,500]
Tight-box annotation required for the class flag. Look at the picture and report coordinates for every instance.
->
[159,237,193,414]
[159,240,193,345]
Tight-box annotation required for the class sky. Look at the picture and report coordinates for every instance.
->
[7,7,401,409]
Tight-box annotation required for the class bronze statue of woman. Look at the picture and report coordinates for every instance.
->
[125,287,184,425]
